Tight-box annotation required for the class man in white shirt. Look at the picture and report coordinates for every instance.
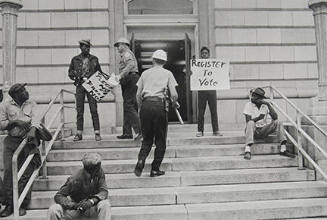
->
[243,87,294,160]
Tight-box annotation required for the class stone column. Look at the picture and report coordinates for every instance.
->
[303,0,327,178]
[0,0,22,97]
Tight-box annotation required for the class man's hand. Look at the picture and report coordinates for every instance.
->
[172,101,180,109]
[63,201,78,210]
[76,199,93,212]
[7,120,30,131]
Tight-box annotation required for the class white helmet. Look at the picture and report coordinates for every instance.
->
[114,37,130,47]
[152,49,167,61]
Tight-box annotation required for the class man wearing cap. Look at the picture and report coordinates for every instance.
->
[47,153,111,220]
[134,49,179,177]
[68,39,105,142]
[114,37,142,140]
[0,83,40,217]
[196,46,222,137]
[243,87,293,160]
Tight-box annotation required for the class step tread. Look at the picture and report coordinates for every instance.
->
[46,155,296,166]
[31,181,327,197]
[10,198,327,219]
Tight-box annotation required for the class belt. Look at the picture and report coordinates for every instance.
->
[143,96,164,102]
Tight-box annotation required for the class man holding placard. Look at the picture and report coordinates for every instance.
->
[191,47,228,137]
[68,40,104,142]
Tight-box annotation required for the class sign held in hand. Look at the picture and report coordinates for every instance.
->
[82,71,119,101]
[190,59,230,91]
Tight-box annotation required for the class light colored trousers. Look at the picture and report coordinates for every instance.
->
[245,120,287,145]
[47,200,111,220]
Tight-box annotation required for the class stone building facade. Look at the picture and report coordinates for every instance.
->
[0,0,318,132]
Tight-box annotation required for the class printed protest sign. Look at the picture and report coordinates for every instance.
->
[82,71,119,101]
[190,59,230,91]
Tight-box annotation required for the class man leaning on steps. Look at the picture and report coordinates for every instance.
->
[47,153,111,220]
[243,87,295,160]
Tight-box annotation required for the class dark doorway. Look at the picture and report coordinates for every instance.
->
[132,38,192,123]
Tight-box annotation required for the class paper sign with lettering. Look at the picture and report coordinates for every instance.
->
[82,71,119,101]
[190,59,230,91]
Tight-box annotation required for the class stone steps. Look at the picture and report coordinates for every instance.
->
[47,143,281,161]
[27,181,327,209]
[4,198,327,220]
[45,155,298,175]
[33,167,315,190]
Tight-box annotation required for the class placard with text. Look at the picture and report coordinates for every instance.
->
[190,59,230,91]
[82,71,118,101]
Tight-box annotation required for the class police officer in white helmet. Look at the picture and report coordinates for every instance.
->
[134,49,179,177]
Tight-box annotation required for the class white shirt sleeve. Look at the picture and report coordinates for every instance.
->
[243,102,252,116]
[259,104,269,115]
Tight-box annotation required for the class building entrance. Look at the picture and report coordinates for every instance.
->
[131,34,192,123]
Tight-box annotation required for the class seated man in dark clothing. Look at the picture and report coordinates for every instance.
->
[47,153,111,220]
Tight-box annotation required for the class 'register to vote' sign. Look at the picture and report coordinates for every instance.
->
[190,59,230,91]
[82,71,119,101]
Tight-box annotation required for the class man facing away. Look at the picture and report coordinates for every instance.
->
[134,49,179,177]
[47,153,111,220]
[196,46,222,137]
[0,83,40,217]
[114,37,142,141]
[68,39,105,142]
[243,87,295,160]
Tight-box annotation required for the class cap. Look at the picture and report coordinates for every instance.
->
[114,37,130,47]
[152,49,167,61]
[251,87,267,99]
[8,83,27,98]
[78,39,92,47]
[82,153,102,167]
[200,46,210,53]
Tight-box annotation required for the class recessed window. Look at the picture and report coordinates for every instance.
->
[127,0,194,15]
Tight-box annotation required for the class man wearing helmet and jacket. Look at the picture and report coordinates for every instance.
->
[114,37,141,140]
[134,49,179,177]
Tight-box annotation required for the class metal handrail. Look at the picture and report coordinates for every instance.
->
[263,85,327,180]
[12,89,75,220]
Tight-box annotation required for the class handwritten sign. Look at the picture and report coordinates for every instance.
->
[190,59,230,91]
[82,71,119,101]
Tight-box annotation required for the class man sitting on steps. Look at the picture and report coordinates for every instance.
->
[47,153,111,220]
[243,87,295,160]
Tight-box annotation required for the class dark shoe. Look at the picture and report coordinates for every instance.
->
[196,131,204,137]
[73,134,82,142]
[244,152,251,160]
[134,133,143,141]
[213,131,223,136]
[95,134,101,141]
[150,169,165,177]
[117,134,133,139]
[280,150,296,158]
[134,160,145,177]
[0,205,13,217]
[19,208,26,216]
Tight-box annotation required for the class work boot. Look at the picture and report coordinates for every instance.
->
[150,169,165,177]
[95,134,101,141]
[280,150,295,158]
[117,134,133,139]
[73,134,82,142]
[19,208,26,216]
[134,159,145,177]
[244,152,251,160]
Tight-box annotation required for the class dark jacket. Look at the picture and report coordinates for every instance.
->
[68,53,103,86]
[54,168,108,206]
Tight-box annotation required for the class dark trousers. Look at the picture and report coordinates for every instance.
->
[3,136,34,208]
[0,176,4,204]
[75,85,100,131]
[197,90,219,132]
[138,100,168,171]
[121,73,141,135]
